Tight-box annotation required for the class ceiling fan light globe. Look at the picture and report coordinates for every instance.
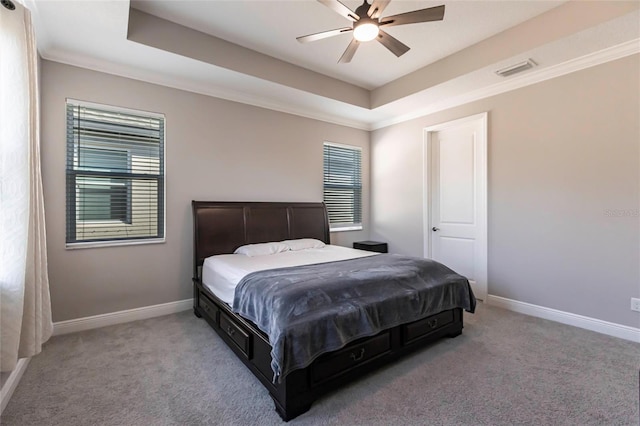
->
[354,23,379,42]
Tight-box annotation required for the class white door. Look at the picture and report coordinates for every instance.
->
[424,113,487,300]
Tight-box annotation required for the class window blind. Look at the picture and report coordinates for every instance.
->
[65,101,165,245]
[323,143,362,229]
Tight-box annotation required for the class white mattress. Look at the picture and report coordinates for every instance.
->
[202,245,378,305]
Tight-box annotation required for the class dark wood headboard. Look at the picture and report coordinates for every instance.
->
[192,201,330,278]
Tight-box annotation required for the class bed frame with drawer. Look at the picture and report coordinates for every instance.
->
[192,201,464,421]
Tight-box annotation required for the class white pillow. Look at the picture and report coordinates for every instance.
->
[234,242,289,257]
[281,238,326,251]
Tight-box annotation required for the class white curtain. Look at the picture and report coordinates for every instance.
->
[0,0,53,372]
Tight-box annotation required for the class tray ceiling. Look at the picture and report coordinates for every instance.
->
[27,0,640,129]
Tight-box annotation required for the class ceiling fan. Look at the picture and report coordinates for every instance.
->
[296,0,445,63]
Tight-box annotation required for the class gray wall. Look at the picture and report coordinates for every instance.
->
[41,55,640,329]
[371,54,640,328]
[41,60,370,322]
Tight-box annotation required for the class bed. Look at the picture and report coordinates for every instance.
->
[192,201,475,421]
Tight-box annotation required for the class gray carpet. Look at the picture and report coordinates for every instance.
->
[2,303,638,426]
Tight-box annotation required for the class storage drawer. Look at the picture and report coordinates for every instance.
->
[220,312,251,358]
[198,293,219,322]
[312,331,391,384]
[403,310,454,344]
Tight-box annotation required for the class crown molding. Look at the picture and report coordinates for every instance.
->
[371,39,640,130]
[41,38,638,133]
[39,51,372,131]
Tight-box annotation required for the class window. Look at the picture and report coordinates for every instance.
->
[66,100,165,247]
[77,147,131,223]
[323,142,362,231]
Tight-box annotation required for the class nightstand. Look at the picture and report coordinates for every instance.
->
[353,240,388,253]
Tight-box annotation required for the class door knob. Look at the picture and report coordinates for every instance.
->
[432,227,440,232]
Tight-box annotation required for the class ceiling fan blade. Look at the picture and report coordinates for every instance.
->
[367,0,390,19]
[380,5,445,28]
[296,27,353,43]
[376,29,410,57]
[318,0,359,22]
[338,39,360,63]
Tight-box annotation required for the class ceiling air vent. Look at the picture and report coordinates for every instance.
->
[495,59,537,77]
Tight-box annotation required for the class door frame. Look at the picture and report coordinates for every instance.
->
[422,112,488,300]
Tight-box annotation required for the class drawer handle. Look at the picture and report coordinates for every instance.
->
[226,326,236,336]
[427,319,439,329]
[350,348,365,362]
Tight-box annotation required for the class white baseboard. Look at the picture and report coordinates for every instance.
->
[53,299,193,336]
[1,358,30,415]
[5,295,635,415]
[486,295,640,343]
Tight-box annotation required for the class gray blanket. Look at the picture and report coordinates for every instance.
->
[232,254,476,382]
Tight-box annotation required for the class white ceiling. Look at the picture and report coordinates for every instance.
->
[130,0,563,90]
[27,0,640,129]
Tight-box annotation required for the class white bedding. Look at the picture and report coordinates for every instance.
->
[202,245,378,305]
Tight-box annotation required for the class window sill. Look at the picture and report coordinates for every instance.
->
[329,225,363,233]
[66,238,165,250]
